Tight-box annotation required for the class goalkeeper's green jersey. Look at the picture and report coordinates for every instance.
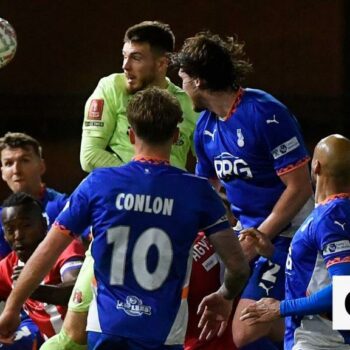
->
[81,73,198,171]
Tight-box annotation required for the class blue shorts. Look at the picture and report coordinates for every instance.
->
[1,316,43,350]
[241,236,290,301]
[88,332,183,350]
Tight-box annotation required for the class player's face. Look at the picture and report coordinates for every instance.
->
[1,146,45,196]
[122,41,163,93]
[178,69,206,112]
[2,205,46,262]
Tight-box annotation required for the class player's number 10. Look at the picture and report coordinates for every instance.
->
[107,225,173,291]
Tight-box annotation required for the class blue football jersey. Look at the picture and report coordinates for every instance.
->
[0,187,68,260]
[194,88,309,230]
[284,195,350,350]
[55,160,229,346]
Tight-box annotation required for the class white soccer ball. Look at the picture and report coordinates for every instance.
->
[0,18,17,69]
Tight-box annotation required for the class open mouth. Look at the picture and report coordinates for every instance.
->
[14,245,26,254]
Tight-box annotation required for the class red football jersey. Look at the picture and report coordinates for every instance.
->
[185,232,238,350]
[0,239,84,338]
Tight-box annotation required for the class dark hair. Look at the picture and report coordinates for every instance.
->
[127,87,183,145]
[124,21,175,54]
[0,132,42,157]
[3,192,43,212]
[173,31,252,91]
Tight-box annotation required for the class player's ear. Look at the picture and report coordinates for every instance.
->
[172,127,180,144]
[129,128,136,145]
[39,159,46,176]
[157,55,169,71]
[312,159,321,175]
[194,77,206,89]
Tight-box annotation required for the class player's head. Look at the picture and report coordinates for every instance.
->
[2,192,47,262]
[174,31,252,111]
[122,21,175,93]
[311,134,350,187]
[127,87,183,147]
[0,132,45,196]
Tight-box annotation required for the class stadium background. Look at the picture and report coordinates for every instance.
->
[0,0,349,200]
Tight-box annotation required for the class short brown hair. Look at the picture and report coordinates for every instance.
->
[124,21,175,54]
[127,87,183,145]
[0,132,42,157]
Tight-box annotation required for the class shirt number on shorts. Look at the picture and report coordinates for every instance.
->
[107,225,173,290]
[261,261,280,284]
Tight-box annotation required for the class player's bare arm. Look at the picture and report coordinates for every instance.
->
[197,228,249,340]
[258,163,312,240]
[29,265,82,305]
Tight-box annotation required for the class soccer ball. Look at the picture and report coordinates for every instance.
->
[0,18,17,69]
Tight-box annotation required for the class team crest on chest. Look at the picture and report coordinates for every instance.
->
[237,129,245,147]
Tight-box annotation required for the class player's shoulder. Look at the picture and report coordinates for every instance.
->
[320,197,350,218]
[167,79,198,115]
[242,88,289,114]
[97,73,126,92]
[89,165,122,179]
[179,172,214,191]
[314,197,350,230]
[3,251,17,268]
[45,187,68,201]
[166,78,187,98]
[195,109,214,132]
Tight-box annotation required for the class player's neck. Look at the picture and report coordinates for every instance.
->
[315,177,350,203]
[207,88,241,119]
[150,76,168,90]
[134,142,171,162]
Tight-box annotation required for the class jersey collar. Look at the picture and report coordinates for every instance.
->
[133,155,170,166]
[318,193,350,205]
[220,87,244,121]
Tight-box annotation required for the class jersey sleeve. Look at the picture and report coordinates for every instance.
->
[194,114,217,179]
[315,206,350,268]
[0,215,11,260]
[257,103,310,176]
[198,180,230,236]
[54,240,85,280]
[54,175,93,238]
[0,255,14,300]
[81,76,122,171]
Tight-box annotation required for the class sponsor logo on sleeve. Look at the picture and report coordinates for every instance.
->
[333,276,350,330]
[88,99,104,120]
[84,121,104,127]
[271,137,300,159]
[323,240,350,256]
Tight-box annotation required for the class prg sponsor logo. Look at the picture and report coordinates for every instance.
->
[116,295,152,317]
[214,152,252,181]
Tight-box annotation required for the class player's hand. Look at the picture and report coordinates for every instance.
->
[238,236,257,262]
[239,228,274,259]
[0,309,20,344]
[197,291,233,341]
[240,298,281,325]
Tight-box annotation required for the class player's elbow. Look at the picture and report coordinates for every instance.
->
[235,261,250,285]
[80,147,95,173]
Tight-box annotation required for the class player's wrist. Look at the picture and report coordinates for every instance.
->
[218,283,235,300]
